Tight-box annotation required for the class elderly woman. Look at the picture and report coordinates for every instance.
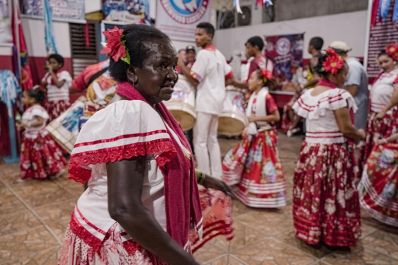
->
[292,49,365,247]
[58,24,232,265]
[363,44,398,162]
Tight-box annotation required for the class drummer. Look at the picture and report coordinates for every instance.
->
[178,22,233,179]
[228,36,274,90]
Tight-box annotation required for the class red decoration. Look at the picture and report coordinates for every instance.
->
[322,48,344,75]
[101,27,130,64]
[386,43,398,61]
[261,69,273,80]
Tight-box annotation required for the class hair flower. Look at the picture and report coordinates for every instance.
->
[261,69,273,81]
[322,48,344,75]
[386,43,398,61]
[101,27,130,65]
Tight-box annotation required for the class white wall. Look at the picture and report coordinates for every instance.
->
[22,18,71,58]
[215,11,368,59]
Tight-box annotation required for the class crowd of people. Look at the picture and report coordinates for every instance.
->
[9,21,398,264]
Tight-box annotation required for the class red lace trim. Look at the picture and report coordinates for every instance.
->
[69,214,103,251]
[69,138,176,184]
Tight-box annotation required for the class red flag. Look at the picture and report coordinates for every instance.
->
[11,0,33,90]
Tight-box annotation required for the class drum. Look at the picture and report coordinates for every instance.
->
[164,75,196,131]
[46,96,86,153]
[218,87,248,136]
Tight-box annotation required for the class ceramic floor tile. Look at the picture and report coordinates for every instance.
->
[194,239,228,263]
[203,255,249,265]
[34,201,75,241]
[321,248,397,265]
[231,238,318,265]
[0,182,25,215]
[229,220,272,252]
[0,221,58,264]
[0,209,42,235]
[12,181,73,208]
[360,230,398,260]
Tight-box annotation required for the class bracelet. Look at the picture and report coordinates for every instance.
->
[197,171,206,185]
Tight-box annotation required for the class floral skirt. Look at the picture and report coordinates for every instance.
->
[359,143,398,227]
[45,100,70,121]
[190,186,234,252]
[58,186,233,264]
[58,223,163,265]
[20,130,66,180]
[293,142,361,247]
[222,129,286,208]
[363,109,398,163]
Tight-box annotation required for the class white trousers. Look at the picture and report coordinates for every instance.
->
[193,112,222,179]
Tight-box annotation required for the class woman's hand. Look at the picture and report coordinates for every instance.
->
[241,127,248,138]
[376,110,386,119]
[357,129,366,140]
[248,115,257,123]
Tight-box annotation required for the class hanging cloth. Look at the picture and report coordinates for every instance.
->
[43,0,58,54]
[379,0,392,21]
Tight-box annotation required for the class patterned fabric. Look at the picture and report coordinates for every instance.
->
[223,129,286,208]
[58,223,164,265]
[359,143,398,227]
[20,129,66,180]
[44,100,71,121]
[293,142,361,247]
[190,186,234,252]
[363,108,398,162]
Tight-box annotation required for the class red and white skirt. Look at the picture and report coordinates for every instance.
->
[363,109,398,163]
[58,187,233,264]
[293,142,361,247]
[58,222,164,265]
[222,129,286,208]
[190,186,234,251]
[20,130,66,180]
[359,143,398,227]
[44,100,70,121]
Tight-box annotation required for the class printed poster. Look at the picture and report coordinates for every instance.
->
[156,0,212,41]
[21,0,85,20]
[102,0,154,25]
[265,33,304,83]
[0,0,11,43]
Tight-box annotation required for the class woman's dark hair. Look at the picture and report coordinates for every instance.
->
[378,49,389,58]
[309,37,324,51]
[27,86,46,104]
[109,24,171,82]
[47,53,64,67]
[196,22,215,38]
[246,36,264,51]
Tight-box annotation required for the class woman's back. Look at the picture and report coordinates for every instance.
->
[294,88,356,144]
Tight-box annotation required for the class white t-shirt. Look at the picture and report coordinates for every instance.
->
[191,47,232,115]
[22,104,49,139]
[44,70,72,102]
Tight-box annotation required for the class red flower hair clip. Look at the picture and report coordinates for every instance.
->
[386,43,398,61]
[261,69,273,81]
[322,48,344,75]
[102,27,130,65]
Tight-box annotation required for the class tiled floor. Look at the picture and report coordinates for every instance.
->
[1,134,398,264]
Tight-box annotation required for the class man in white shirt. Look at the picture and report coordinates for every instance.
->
[178,22,232,179]
[329,41,369,129]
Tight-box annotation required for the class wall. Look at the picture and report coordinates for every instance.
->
[0,44,13,71]
[273,0,368,22]
[21,18,72,84]
[215,11,368,59]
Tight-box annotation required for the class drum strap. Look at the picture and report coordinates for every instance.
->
[87,67,109,87]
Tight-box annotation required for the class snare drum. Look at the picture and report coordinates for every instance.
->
[164,75,196,131]
[218,87,248,136]
[46,96,86,153]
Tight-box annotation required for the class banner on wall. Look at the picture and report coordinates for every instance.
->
[21,0,85,20]
[102,0,154,25]
[265,33,304,83]
[0,0,12,43]
[156,0,212,41]
[367,1,398,82]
